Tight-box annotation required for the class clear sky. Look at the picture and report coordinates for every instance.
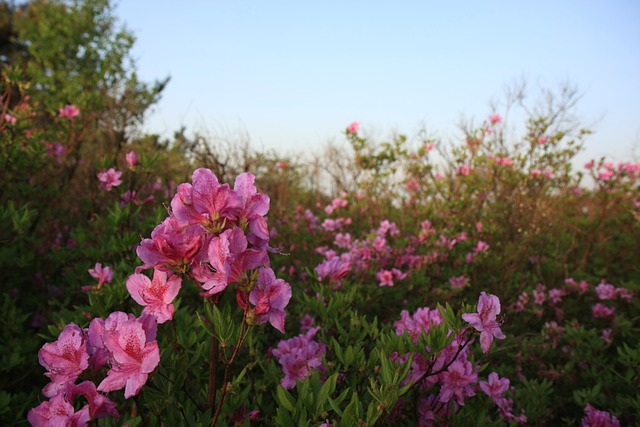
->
[116,0,640,164]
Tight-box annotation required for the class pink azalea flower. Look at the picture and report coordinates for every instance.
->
[479,372,510,404]
[28,389,91,427]
[489,113,503,124]
[126,268,182,324]
[272,327,326,389]
[449,275,469,289]
[98,315,160,398]
[315,256,351,288]
[38,323,89,398]
[456,164,472,176]
[59,104,80,119]
[4,113,17,125]
[595,282,617,300]
[234,172,271,247]
[584,160,595,169]
[125,150,138,169]
[249,267,292,333]
[347,121,360,134]
[462,292,506,353]
[97,168,123,191]
[425,143,434,151]
[87,262,114,290]
[537,136,549,145]
[582,405,620,427]
[598,170,614,181]
[376,269,395,287]
[439,359,477,405]
[592,303,615,319]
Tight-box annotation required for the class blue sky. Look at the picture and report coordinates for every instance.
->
[117,1,640,163]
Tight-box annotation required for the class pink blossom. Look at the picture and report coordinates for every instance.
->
[394,307,443,343]
[334,232,352,248]
[449,275,469,289]
[234,172,271,247]
[126,268,182,323]
[584,160,595,169]
[98,315,160,398]
[461,292,506,353]
[425,143,434,151]
[489,113,503,124]
[376,269,395,287]
[533,284,546,305]
[475,240,490,253]
[592,303,615,319]
[456,164,472,176]
[439,359,477,405]
[479,372,510,404]
[272,327,326,389]
[59,104,80,119]
[548,288,566,305]
[537,136,549,145]
[530,169,542,178]
[38,323,89,398]
[405,178,421,192]
[582,405,620,427]
[316,256,351,287]
[598,170,614,181]
[602,328,613,345]
[125,150,138,169]
[46,142,65,164]
[249,267,292,333]
[595,282,617,300]
[97,168,123,191]
[4,113,16,125]
[84,263,114,292]
[28,389,91,427]
[347,121,360,134]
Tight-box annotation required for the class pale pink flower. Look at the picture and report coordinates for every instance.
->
[449,275,469,289]
[425,143,434,151]
[456,164,472,176]
[439,360,477,405]
[97,168,123,191]
[347,121,360,134]
[126,268,182,324]
[125,150,138,169]
[249,267,292,333]
[584,160,595,169]
[537,136,549,145]
[602,328,613,345]
[489,113,503,124]
[479,372,510,403]
[595,282,617,300]
[272,327,326,389]
[405,178,420,192]
[376,269,395,287]
[475,240,490,253]
[38,323,89,398]
[98,315,160,398]
[530,169,542,178]
[4,113,16,125]
[462,292,506,353]
[59,104,80,119]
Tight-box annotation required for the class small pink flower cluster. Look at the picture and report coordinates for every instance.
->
[59,104,80,120]
[97,168,123,191]
[346,121,360,135]
[82,262,114,292]
[582,405,620,427]
[272,326,327,389]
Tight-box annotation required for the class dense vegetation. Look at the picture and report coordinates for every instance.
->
[1,1,638,426]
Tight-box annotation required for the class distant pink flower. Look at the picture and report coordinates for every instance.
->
[449,275,469,289]
[272,327,326,389]
[544,169,554,179]
[277,161,286,169]
[582,405,620,427]
[537,136,549,145]
[59,104,80,119]
[462,292,506,353]
[249,267,292,333]
[126,268,182,324]
[98,316,160,398]
[38,323,89,398]
[87,263,114,290]
[489,113,503,124]
[476,221,483,233]
[475,240,490,253]
[479,372,510,403]
[97,168,123,191]
[316,256,351,287]
[584,160,595,169]
[548,288,566,305]
[595,282,617,300]
[495,156,513,166]
[530,169,542,178]
[592,303,615,319]
[347,121,360,134]
[602,328,613,345]
[598,170,614,181]
[376,269,395,287]
[125,150,138,169]
[457,164,472,176]
[4,113,16,125]
[425,143,434,151]
[405,178,421,192]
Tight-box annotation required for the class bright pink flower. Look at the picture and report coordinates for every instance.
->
[98,315,160,398]
[59,104,80,119]
[475,240,490,253]
[394,307,443,343]
[234,173,270,247]
[4,113,16,125]
[97,168,123,191]
[38,323,89,398]
[598,170,614,181]
[28,389,91,427]
[126,268,182,323]
[584,160,595,169]
[347,121,360,134]
[462,292,506,353]
[405,178,420,192]
[376,269,395,287]
[439,359,477,405]
[582,405,620,427]
[87,263,114,290]
[249,267,292,333]
[537,136,549,145]
[489,113,503,124]
[125,150,138,169]
[479,372,510,404]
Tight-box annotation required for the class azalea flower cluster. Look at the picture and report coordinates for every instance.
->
[272,326,327,389]
[28,313,159,425]
[134,168,292,332]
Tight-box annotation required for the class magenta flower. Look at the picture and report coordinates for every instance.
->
[582,405,620,427]
[87,262,114,290]
[272,327,326,389]
[461,292,506,353]
[97,168,123,191]
[126,268,182,324]
[479,372,510,404]
[376,269,395,287]
[315,256,351,288]
[347,121,360,134]
[234,172,270,247]
[59,104,80,119]
[125,150,138,169]
[249,267,292,333]
[439,359,477,405]
[38,323,89,398]
[98,316,160,398]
